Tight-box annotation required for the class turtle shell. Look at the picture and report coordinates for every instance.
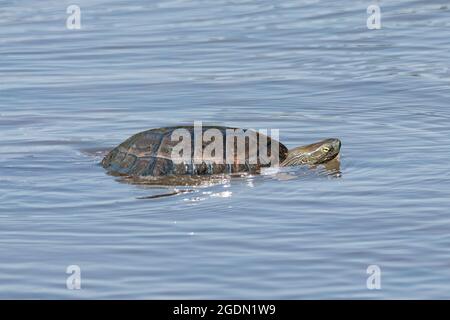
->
[101,126,288,177]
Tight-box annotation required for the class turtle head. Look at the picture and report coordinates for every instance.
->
[281,138,341,166]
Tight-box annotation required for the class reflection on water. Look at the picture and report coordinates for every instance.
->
[107,154,340,190]
[1,0,450,299]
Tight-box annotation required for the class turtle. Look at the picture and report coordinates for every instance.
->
[101,126,341,183]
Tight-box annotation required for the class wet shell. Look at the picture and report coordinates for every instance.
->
[101,126,288,177]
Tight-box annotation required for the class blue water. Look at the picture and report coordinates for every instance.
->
[1,0,450,299]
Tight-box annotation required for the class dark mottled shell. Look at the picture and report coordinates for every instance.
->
[101,126,288,177]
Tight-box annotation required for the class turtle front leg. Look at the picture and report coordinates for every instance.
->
[136,189,195,200]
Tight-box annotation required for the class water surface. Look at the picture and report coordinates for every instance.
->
[1,0,450,299]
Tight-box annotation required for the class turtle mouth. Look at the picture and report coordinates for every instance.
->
[317,152,339,164]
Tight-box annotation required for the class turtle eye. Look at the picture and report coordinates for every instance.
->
[322,146,330,153]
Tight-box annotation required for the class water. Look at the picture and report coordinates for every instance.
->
[1,0,450,299]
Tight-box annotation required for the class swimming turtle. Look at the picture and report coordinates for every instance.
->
[101,126,341,180]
